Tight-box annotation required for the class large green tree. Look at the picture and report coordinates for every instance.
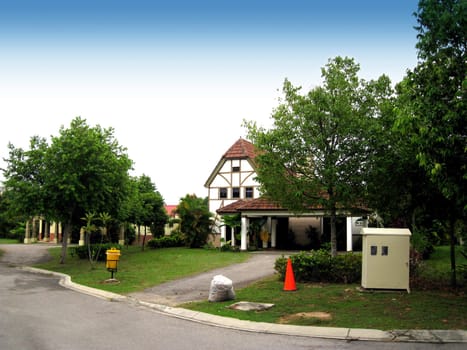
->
[395,0,466,286]
[245,56,394,256]
[3,117,133,263]
[134,175,167,250]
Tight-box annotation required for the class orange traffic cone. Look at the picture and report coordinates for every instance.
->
[283,258,297,291]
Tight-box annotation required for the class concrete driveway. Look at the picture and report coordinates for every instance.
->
[128,251,286,306]
[0,243,55,266]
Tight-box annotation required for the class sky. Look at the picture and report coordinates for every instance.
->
[0,0,420,204]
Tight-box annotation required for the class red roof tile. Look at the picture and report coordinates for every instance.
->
[164,205,177,217]
[216,197,369,214]
[217,197,284,214]
[223,138,257,160]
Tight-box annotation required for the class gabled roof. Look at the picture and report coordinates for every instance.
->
[204,138,258,188]
[164,205,177,217]
[223,138,257,160]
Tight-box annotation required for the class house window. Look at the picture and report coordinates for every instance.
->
[219,188,227,199]
[232,187,240,198]
[245,187,254,198]
[232,166,240,172]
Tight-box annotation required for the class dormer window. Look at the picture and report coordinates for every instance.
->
[232,166,240,172]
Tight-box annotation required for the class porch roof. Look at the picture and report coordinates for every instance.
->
[216,197,370,217]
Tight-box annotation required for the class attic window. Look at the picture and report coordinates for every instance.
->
[232,166,240,172]
[219,188,227,199]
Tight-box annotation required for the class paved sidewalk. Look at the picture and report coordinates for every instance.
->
[1,243,466,344]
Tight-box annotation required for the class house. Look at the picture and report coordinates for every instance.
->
[204,138,369,251]
[204,137,260,214]
[164,204,179,235]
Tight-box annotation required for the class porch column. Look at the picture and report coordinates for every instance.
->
[240,216,248,251]
[346,216,353,251]
[231,227,236,247]
[79,227,85,246]
[38,218,43,241]
[220,224,226,247]
[271,219,277,248]
[52,222,59,243]
[31,218,37,243]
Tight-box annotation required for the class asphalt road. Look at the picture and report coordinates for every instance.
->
[1,244,465,349]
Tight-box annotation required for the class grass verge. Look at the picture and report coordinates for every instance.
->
[184,278,466,330]
[0,238,20,244]
[34,246,250,294]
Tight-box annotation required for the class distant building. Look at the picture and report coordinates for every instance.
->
[164,204,179,236]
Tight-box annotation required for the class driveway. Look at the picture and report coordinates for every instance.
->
[128,251,286,306]
[0,243,54,266]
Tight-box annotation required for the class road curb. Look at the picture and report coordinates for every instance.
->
[20,266,467,344]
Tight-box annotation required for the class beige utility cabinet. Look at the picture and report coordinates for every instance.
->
[361,228,411,292]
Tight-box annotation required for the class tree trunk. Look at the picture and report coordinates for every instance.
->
[60,221,71,264]
[330,207,337,257]
[142,226,146,251]
[449,217,457,288]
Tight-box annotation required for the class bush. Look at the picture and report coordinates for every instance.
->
[7,224,25,242]
[411,229,435,259]
[72,243,123,261]
[219,241,240,252]
[147,234,185,249]
[275,249,362,284]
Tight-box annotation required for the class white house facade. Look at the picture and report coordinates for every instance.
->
[205,138,369,251]
[204,138,261,214]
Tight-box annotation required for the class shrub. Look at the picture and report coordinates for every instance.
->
[219,241,240,252]
[147,234,185,249]
[275,249,362,284]
[72,243,123,261]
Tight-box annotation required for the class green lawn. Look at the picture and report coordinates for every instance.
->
[184,277,466,330]
[33,244,466,330]
[34,246,250,294]
[0,238,20,244]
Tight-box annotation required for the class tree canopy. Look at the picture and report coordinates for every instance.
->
[394,0,466,286]
[131,174,167,249]
[3,117,133,263]
[245,56,394,256]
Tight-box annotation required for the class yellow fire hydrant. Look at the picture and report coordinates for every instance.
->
[105,248,121,279]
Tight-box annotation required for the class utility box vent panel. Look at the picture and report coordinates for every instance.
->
[361,228,411,292]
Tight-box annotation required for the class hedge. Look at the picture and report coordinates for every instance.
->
[275,250,362,284]
[147,235,185,249]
